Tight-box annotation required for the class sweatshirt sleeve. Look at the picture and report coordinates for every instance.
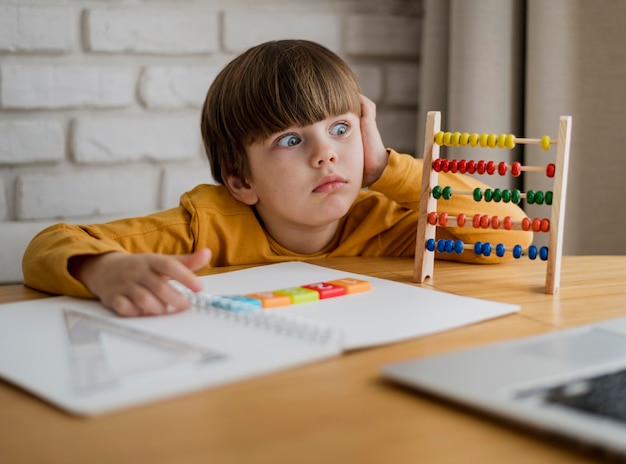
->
[370,149,533,263]
[22,207,197,298]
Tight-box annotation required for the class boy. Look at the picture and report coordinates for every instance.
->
[22,40,531,317]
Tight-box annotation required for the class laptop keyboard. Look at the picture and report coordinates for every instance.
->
[543,369,626,423]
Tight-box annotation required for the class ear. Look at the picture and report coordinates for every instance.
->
[223,175,259,206]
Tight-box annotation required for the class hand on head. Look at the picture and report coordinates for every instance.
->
[359,94,389,187]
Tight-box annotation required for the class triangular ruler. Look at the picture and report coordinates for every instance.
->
[63,308,223,391]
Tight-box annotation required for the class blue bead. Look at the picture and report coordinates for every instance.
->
[528,245,538,260]
[426,238,436,251]
[445,239,454,253]
[482,242,492,257]
[474,241,483,255]
[496,243,506,257]
[540,246,549,261]
[513,244,522,259]
[454,240,464,254]
[437,239,446,253]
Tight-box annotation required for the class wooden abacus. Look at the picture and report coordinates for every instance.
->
[413,111,572,294]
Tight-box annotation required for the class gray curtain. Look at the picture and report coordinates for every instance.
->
[418,0,626,255]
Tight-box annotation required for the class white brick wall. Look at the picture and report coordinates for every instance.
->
[72,117,201,163]
[0,0,423,283]
[0,5,77,53]
[86,8,219,54]
[1,64,136,109]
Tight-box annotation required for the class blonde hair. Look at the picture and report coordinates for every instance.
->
[201,40,362,184]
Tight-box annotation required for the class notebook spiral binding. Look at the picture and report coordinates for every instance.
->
[171,281,343,347]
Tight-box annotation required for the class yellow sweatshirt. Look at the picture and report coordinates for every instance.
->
[22,150,532,298]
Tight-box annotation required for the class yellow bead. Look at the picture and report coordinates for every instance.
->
[451,132,461,146]
[479,133,488,147]
[469,133,479,147]
[459,132,470,146]
[487,133,497,148]
[505,134,516,149]
[443,132,452,146]
[541,135,551,150]
[497,134,506,148]
[434,131,445,146]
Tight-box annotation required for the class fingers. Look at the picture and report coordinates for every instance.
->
[98,249,212,318]
[359,94,376,118]
[174,248,211,292]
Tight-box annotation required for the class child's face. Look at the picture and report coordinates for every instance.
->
[241,112,364,232]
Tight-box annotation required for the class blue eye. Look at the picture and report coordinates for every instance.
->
[330,122,349,136]
[276,134,301,147]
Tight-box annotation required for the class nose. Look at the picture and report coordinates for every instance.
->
[311,140,337,167]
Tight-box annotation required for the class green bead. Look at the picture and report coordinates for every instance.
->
[535,190,544,205]
[545,191,553,205]
[493,188,502,202]
[473,188,482,202]
[511,189,521,204]
[432,185,442,199]
[484,188,493,202]
[502,189,511,203]
[526,190,535,204]
[442,186,452,200]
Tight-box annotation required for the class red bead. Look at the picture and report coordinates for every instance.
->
[480,215,490,228]
[427,212,438,225]
[522,218,531,231]
[467,160,476,174]
[477,160,486,174]
[449,159,459,173]
[511,162,521,177]
[498,161,508,176]
[491,216,500,229]
[440,159,450,172]
[503,216,513,230]
[438,212,448,227]
[532,217,541,232]
[546,163,556,178]
[457,213,466,227]
[486,161,496,175]
[472,214,481,228]
[458,159,467,173]
[433,158,442,172]
[540,218,550,232]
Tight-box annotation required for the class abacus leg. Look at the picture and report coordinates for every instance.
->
[414,111,441,282]
[545,116,572,294]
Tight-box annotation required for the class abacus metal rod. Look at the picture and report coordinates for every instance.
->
[438,189,532,198]
[515,137,558,145]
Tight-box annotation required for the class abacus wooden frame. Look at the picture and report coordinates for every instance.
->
[413,111,572,295]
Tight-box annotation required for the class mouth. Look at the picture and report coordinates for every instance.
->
[312,174,348,193]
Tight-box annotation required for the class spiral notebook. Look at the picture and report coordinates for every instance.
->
[0,262,518,416]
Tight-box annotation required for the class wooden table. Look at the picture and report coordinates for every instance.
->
[1,256,625,463]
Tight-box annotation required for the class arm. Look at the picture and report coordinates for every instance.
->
[22,207,211,316]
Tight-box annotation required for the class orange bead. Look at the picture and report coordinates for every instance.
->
[438,212,448,227]
[532,218,542,232]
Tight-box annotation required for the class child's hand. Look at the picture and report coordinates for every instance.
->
[70,248,211,317]
[360,94,389,187]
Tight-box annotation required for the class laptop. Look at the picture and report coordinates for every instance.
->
[382,315,626,459]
